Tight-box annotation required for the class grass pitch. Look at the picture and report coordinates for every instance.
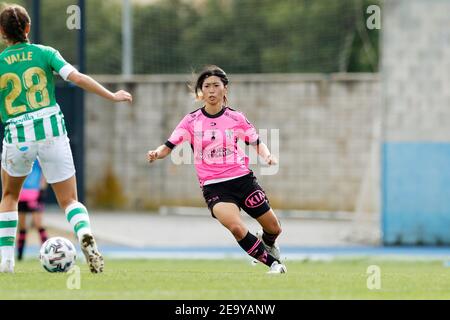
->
[0,258,449,299]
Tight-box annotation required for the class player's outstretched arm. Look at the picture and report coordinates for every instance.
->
[68,70,132,103]
[253,142,278,165]
[147,145,172,163]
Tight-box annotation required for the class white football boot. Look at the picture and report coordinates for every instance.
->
[256,229,281,261]
[80,234,104,273]
[267,261,287,274]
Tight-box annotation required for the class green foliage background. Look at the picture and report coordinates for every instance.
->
[4,0,380,74]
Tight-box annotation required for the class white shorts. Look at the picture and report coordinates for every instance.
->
[1,135,76,184]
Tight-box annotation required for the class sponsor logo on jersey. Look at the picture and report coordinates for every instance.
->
[245,190,266,208]
[199,147,233,160]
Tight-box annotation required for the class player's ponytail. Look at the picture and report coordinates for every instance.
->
[0,4,30,44]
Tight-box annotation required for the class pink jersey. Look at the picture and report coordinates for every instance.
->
[165,107,260,186]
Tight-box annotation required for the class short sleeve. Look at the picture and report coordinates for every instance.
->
[45,46,77,81]
[165,115,192,149]
[47,47,69,73]
[236,113,260,146]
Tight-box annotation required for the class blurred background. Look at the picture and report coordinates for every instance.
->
[2,0,450,259]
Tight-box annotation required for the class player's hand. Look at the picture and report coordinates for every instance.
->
[147,150,159,163]
[265,154,278,165]
[113,90,132,102]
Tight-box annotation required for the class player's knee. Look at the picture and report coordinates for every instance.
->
[228,223,247,239]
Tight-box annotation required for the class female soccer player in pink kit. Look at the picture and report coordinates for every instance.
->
[147,65,286,274]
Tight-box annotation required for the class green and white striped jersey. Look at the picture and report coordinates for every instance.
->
[0,42,76,143]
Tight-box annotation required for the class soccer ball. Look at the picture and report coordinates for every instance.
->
[39,237,77,273]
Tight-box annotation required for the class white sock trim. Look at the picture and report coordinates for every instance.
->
[65,202,87,216]
[0,211,18,221]
[0,228,17,237]
[68,213,90,226]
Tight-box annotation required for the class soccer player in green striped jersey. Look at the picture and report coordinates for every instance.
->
[0,4,132,273]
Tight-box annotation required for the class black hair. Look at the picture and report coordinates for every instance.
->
[0,4,30,44]
[192,65,229,103]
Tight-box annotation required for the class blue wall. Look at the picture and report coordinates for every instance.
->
[382,143,450,245]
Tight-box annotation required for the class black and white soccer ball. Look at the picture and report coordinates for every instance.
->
[39,237,77,273]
